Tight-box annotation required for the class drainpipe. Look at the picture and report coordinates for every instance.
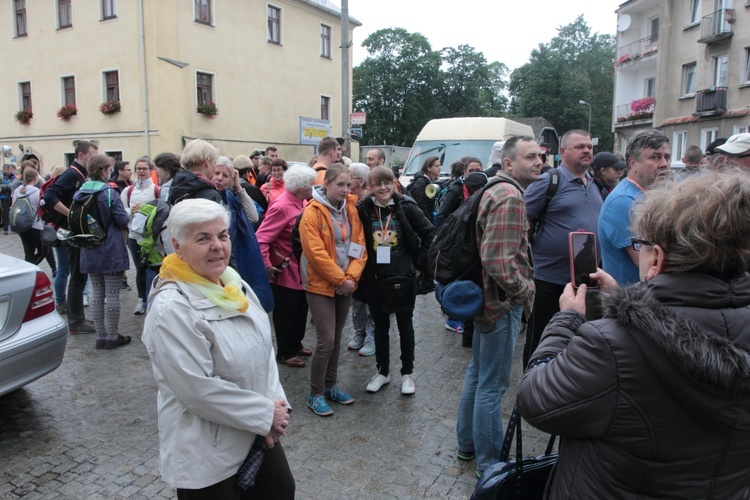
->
[138,0,150,156]
[341,0,349,141]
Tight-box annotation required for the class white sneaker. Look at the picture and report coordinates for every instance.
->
[83,295,89,307]
[366,373,390,393]
[359,340,376,357]
[133,301,147,315]
[401,374,415,395]
[347,332,366,350]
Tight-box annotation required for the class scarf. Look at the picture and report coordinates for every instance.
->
[159,253,249,313]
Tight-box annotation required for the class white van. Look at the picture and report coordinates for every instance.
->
[399,117,534,187]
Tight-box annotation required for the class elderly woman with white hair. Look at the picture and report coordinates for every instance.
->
[143,199,294,499]
[167,138,222,205]
[256,165,317,367]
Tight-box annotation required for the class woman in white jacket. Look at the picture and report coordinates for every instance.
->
[121,156,160,314]
[142,199,294,499]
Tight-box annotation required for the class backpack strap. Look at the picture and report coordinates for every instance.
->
[154,185,160,199]
[529,168,560,242]
[126,184,135,206]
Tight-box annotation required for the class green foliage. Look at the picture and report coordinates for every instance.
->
[509,16,615,151]
[353,29,509,147]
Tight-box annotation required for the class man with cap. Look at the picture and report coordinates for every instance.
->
[591,152,626,200]
[599,129,670,285]
[715,133,750,169]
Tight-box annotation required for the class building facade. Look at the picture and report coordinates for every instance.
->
[1,0,359,172]
[613,0,749,167]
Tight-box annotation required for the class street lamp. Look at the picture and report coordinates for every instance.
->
[579,100,592,134]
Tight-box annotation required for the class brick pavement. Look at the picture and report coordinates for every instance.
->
[0,232,551,499]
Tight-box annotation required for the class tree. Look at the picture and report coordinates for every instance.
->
[437,45,508,118]
[509,16,615,150]
[353,28,441,147]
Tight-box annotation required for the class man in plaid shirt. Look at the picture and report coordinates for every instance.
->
[456,136,541,477]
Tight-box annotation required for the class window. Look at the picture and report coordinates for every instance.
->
[688,0,702,24]
[62,76,76,106]
[320,25,331,58]
[645,77,656,98]
[267,5,281,44]
[735,125,749,135]
[743,48,750,85]
[712,55,728,87]
[196,72,214,105]
[103,71,119,102]
[682,63,697,96]
[649,17,659,43]
[58,0,72,29]
[19,82,31,111]
[194,0,212,25]
[320,96,330,121]
[14,0,27,37]
[105,151,122,162]
[701,127,718,150]
[101,0,116,20]
[672,131,688,165]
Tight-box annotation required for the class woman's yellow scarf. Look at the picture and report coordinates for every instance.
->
[159,253,249,313]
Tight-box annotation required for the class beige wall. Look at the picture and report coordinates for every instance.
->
[0,0,357,172]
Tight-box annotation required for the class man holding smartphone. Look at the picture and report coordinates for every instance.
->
[599,130,670,285]
[456,136,540,478]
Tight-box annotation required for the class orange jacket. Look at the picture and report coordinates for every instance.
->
[299,193,366,297]
[312,163,328,186]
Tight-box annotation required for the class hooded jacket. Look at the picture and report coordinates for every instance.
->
[408,171,435,222]
[518,272,750,499]
[166,169,221,206]
[298,186,365,297]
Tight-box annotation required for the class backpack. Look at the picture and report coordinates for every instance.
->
[10,193,36,233]
[291,212,304,263]
[528,168,560,244]
[39,174,77,228]
[131,197,171,266]
[427,177,512,285]
[66,190,107,248]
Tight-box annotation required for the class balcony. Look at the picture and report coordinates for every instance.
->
[615,97,655,127]
[615,35,658,68]
[698,9,734,43]
[693,87,727,116]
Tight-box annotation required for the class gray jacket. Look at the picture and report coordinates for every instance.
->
[518,272,750,498]
[142,278,288,489]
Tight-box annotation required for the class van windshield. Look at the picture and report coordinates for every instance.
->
[403,140,497,176]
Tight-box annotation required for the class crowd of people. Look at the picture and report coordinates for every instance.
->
[2,130,750,498]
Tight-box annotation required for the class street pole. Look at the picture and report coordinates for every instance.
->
[341,0,350,145]
[579,100,592,134]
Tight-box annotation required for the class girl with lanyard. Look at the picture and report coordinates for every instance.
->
[357,167,435,396]
[299,164,366,417]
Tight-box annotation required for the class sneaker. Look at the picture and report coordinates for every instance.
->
[307,394,334,416]
[324,385,354,405]
[104,335,132,350]
[133,301,147,315]
[121,281,132,291]
[457,449,476,462]
[358,340,376,357]
[83,295,89,307]
[401,374,415,395]
[445,320,464,333]
[347,332,366,350]
[56,301,68,315]
[95,339,106,350]
[69,320,95,334]
[366,373,390,393]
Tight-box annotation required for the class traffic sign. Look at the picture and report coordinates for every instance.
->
[350,112,367,125]
[350,127,363,137]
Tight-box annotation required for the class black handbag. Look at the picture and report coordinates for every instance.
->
[471,405,557,500]
[377,276,416,313]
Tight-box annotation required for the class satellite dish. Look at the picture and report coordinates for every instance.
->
[617,14,631,32]
[1,146,14,158]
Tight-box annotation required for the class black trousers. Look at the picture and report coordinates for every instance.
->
[270,284,308,359]
[176,442,295,500]
[66,243,88,326]
[19,229,46,265]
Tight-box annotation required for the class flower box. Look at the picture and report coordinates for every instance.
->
[57,104,78,121]
[99,100,121,115]
[196,102,218,118]
[15,109,33,125]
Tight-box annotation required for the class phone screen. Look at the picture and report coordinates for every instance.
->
[570,232,598,288]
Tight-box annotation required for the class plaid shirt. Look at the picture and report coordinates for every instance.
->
[475,170,535,325]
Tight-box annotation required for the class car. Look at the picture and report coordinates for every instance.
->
[0,253,68,397]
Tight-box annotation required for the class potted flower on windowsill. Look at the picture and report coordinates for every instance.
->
[196,101,218,118]
[15,109,33,125]
[99,100,121,115]
[57,104,78,121]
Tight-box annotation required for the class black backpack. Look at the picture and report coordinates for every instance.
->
[427,177,514,285]
[291,212,305,263]
[67,191,107,248]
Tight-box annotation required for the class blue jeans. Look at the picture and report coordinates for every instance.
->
[54,244,69,305]
[456,304,523,473]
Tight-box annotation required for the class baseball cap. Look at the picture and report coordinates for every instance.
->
[591,152,626,170]
[715,133,750,155]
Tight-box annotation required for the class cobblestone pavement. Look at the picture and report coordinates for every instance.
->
[0,233,552,499]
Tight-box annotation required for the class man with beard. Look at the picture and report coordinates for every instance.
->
[523,130,602,365]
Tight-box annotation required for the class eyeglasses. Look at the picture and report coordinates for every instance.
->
[371,181,392,188]
[631,237,655,251]
[135,167,150,171]
[736,152,750,159]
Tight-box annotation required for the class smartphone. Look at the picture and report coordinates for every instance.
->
[569,231,598,289]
